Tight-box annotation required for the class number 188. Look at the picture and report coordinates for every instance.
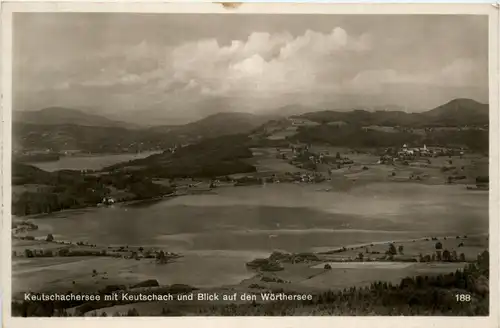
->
[455,294,471,302]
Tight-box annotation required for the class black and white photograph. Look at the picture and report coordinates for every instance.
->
[2,3,498,322]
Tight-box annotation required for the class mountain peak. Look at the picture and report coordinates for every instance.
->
[441,98,486,108]
[425,98,488,118]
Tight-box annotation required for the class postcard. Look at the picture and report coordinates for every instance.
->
[1,2,498,328]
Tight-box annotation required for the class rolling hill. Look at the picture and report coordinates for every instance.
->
[14,107,136,128]
[13,98,489,154]
[13,112,275,154]
[106,134,257,178]
[12,123,174,153]
[297,98,488,127]
[420,98,489,126]
[146,112,275,141]
[173,112,273,138]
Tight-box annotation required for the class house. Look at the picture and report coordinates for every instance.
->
[379,155,394,164]
[398,143,417,157]
[102,197,115,205]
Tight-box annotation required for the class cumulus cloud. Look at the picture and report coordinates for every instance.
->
[433,58,486,87]
[14,21,488,115]
[78,27,480,104]
[166,28,370,97]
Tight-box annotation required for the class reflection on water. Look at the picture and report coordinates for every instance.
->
[27,183,488,287]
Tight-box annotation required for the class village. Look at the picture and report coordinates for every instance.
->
[89,138,485,209]
[224,141,475,187]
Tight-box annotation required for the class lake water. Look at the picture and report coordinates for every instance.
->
[28,151,161,172]
[28,183,488,287]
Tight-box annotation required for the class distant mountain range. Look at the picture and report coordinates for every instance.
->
[296,99,488,127]
[12,98,489,154]
[14,98,488,129]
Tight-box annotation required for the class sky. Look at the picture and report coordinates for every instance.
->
[13,13,489,124]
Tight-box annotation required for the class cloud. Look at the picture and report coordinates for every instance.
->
[14,22,488,115]
[166,27,370,98]
[433,58,486,87]
[342,58,486,95]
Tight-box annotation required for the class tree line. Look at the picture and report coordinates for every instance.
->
[292,125,488,153]
[12,163,173,216]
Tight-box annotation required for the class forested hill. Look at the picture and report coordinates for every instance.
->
[13,112,273,154]
[296,99,488,127]
[13,98,489,155]
[14,107,135,128]
[106,134,257,178]
[290,125,489,152]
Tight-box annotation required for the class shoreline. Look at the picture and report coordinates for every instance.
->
[12,178,484,220]
[315,233,488,255]
[11,232,489,303]
[12,192,182,221]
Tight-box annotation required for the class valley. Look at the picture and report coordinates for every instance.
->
[10,97,490,316]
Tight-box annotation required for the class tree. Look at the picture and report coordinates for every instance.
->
[127,308,139,316]
[24,249,34,258]
[476,176,489,184]
[358,252,364,261]
[459,253,466,262]
[398,245,404,255]
[46,233,54,242]
[387,243,397,255]
[435,242,443,250]
[336,152,341,160]
[477,250,489,271]
[442,249,451,262]
[157,250,168,264]
[58,248,70,256]
[436,251,442,261]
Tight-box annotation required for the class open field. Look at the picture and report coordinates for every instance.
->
[243,145,487,187]
[12,256,177,298]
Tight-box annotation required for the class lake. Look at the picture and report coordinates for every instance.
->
[26,182,489,288]
[27,151,161,172]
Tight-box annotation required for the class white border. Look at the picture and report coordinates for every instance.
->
[1,3,499,328]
